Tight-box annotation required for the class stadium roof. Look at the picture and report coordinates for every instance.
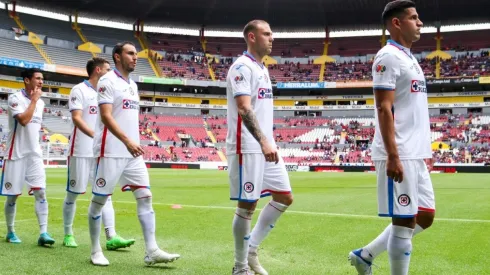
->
[12,0,490,32]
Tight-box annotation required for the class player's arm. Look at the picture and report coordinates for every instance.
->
[231,64,278,163]
[373,52,403,182]
[97,78,143,158]
[69,87,94,138]
[11,88,42,126]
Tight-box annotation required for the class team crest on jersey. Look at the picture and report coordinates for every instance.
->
[4,182,12,190]
[244,182,254,193]
[411,80,427,93]
[89,106,97,114]
[96,178,106,187]
[375,64,386,73]
[258,88,273,99]
[122,99,139,110]
[398,194,411,206]
[70,180,76,187]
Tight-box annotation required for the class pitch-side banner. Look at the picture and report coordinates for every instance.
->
[276,82,337,89]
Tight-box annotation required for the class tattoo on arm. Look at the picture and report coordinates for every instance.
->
[239,108,266,145]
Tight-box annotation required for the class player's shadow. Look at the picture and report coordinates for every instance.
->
[144,265,177,270]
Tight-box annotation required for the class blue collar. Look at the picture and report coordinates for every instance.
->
[114,68,131,84]
[243,51,264,69]
[83,80,96,91]
[20,89,29,98]
[387,39,412,58]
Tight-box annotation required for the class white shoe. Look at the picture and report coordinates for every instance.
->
[91,251,110,266]
[348,249,373,275]
[232,266,254,275]
[248,251,268,275]
[144,248,180,265]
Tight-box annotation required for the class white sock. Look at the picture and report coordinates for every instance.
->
[133,188,158,253]
[249,200,288,253]
[388,225,414,275]
[33,190,48,234]
[5,196,18,233]
[362,223,424,261]
[88,195,108,254]
[233,207,253,268]
[102,196,117,240]
[63,192,78,235]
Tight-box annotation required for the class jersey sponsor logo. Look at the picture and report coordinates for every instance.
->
[122,99,139,110]
[70,179,76,187]
[398,194,411,206]
[258,88,273,99]
[244,182,254,193]
[98,86,106,94]
[234,73,244,84]
[10,102,18,108]
[411,80,427,93]
[71,96,77,103]
[96,178,106,187]
[89,106,97,114]
[375,64,386,73]
[4,182,12,190]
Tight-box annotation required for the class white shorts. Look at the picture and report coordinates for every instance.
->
[1,156,46,196]
[228,153,291,202]
[66,157,95,194]
[375,159,436,218]
[92,157,150,196]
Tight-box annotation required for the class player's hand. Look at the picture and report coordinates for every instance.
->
[125,140,145,158]
[261,142,279,164]
[30,87,42,101]
[424,158,434,172]
[386,155,403,183]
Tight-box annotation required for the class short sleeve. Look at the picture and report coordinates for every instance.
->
[69,87,83,111]
[8,95,25,118]
[228,63,252,97]
[372,52,401,91]
[97,77,115,105]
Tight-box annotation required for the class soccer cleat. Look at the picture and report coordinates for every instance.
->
[91,251,110,266]
[144,248,180,265]
[63,234,78,248]
[232,266,254,275]
[6,232,21,244]
[248,251,268,275]
[38,233,55,246]
[106,235,136,250]
[348,249,373,275]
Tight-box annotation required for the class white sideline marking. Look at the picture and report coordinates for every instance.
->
[45,197,490,224]
[0,219,37,224]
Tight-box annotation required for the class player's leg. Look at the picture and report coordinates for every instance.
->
[89,157,121,266]
[229,153,263,275]
[26,156,55,246]
[1,159,24,243]
[120,157,179,265]
[248,155,292,275]
[102,195,136,250]
[63,156,90,247]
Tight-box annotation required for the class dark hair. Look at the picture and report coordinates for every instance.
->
[112,41,136,64]
[382,0,416,26]
[86,57,110,77]
[243,19,268,40]
[20,68,42,80]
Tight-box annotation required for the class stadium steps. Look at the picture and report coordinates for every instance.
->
[217,150,227,162]
[200,39,216,81]
[340,132,347,144]
[136,32,162,77]
[206,130,217,143]
[11,15,53,64]
[0,37,46,64]
[151,130,160,141]
[72,21,97,58]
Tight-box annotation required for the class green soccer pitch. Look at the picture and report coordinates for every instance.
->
[0,169,489,275]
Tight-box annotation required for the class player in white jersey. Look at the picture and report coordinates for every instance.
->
[63,57,135,250]
[348,1,435,275]
[2,68,55,246]
[87,42,180,266]
[227,20,293,275]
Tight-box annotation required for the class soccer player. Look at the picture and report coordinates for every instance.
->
[226,20,293,275]
[2,68,55,246]
[87,42,180,266]
[63,57,135,249]
[348,1,435,274]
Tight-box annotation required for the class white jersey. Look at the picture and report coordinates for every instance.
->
[371,40,432,160]
[226,52,275,154]
[93,69,140,158]
[68,80,98,157]
[6,90,44,160]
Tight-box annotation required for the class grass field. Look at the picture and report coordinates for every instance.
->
[0,169,489,275]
